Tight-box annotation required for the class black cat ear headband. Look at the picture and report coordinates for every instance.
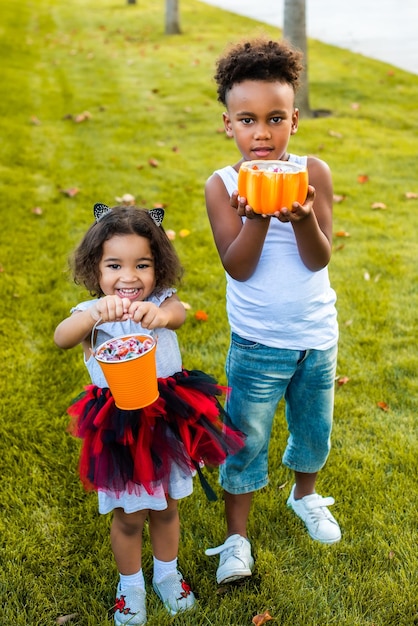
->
[93,203,164,227]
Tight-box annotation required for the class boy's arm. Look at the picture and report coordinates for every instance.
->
[205,173,271,281]
[276,157,334,271]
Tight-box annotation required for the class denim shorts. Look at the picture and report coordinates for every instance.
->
[220,333,338,495]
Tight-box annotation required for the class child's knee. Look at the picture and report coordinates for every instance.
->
[113,508,148,535]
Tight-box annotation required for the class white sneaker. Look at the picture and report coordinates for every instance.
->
[205,534,254,584]
[114,583,147,625]
[287,484,341,544]
[152,570,196,616]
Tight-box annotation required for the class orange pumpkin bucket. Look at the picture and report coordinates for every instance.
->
[238,160,309,215]
[93,333,159,410]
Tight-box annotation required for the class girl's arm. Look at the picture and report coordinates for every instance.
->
[205,172,271,281]
[54,294,186,351]
[54,307,100,350]
[54,296,137,350]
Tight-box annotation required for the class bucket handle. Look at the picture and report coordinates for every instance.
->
[90,318,156,355]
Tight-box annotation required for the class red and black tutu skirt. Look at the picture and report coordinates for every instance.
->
[68,369,244,500]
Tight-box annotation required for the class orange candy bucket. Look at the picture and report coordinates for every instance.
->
[93,333,159,410]
[238,160,309,215]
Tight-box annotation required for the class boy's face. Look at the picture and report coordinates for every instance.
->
[223,80,299,162]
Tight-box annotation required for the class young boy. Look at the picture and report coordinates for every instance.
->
[204,38,341,585]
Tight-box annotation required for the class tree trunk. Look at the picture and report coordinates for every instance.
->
[127,0,136,4]
[283,0,312,118]
[165,0,181,35]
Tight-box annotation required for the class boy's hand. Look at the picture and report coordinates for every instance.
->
[231,190,270,220]
[273,185,316,223]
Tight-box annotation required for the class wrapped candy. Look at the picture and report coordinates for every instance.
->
[95,335,154,362]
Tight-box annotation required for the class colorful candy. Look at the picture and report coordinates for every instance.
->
[95,336,154,362]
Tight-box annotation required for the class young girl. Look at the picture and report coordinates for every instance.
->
[54,203,243,625]
[204,39,341,585]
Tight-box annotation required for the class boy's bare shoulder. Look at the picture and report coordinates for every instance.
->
[307,155,331,174]
[306,156,332,185]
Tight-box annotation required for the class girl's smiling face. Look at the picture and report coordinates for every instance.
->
[223,79,299,163]
[98,233,156,301]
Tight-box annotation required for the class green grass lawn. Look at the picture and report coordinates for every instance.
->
[0,0,417,624]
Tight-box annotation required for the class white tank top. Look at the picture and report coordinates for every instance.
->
[212,155,338,350]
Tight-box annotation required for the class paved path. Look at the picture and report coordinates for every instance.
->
[198,0,418,75]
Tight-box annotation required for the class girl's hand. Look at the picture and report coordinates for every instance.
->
[127,301,168,329]
[272,185,316,223]
[90,295,131,323]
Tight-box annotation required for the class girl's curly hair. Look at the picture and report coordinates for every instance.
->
[71,205,183,297]
[215,38,304,106]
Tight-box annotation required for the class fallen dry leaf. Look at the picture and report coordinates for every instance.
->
[56,615,77,625]
[149,158,159,168]
[405,192,418,199]
[328,130,343,139]
[357,174,369,184]
[351,102,360,110]
[166,229,176,241]
[333,194,346,203]
[181,301,191,310]
[364,271,370,281]
[30,115,41,125]
[195,310,208,321]
[115,193,135,205]
[74,111,92,123]
[371,202,387,210]
[252,610,273,625]
[337,376,350,386]
[335,230,350,238]
[377,401,390,412]
[31,206,43,215]
[61,187,79,197]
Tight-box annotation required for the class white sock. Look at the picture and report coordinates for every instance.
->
[119,569,146,591]
[153,556,178,584]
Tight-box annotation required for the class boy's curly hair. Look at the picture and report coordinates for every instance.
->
[215,38,304,106]
[71,205,183,297]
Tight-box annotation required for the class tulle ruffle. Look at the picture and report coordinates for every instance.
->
[68,369,244,499]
